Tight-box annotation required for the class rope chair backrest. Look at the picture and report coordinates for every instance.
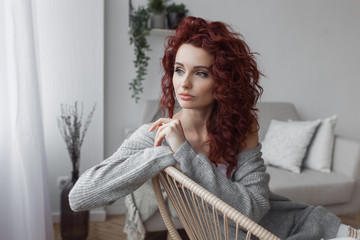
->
[151,166,280,240]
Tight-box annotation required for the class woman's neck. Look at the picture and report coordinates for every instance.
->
[173,108,212,142]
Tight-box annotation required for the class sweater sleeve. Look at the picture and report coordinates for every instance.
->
[69,124,176,212]
[173,141,270,223]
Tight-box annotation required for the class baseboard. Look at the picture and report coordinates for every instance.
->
[53,207,107,223]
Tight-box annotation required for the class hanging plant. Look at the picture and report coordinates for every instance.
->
[129,6,151,103]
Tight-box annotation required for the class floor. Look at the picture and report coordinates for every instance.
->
[338,211,360,229]
[54,215,126,240]
[54,211,360,240]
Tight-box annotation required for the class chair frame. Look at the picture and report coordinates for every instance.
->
[152,166,280,240]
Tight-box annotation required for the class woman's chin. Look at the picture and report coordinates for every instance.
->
[178,101,195,108]
[179,104,192,109]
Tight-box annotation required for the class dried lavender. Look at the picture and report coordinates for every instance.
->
[57,101,96,172]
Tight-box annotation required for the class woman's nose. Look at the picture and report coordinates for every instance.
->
[181,74,192,89]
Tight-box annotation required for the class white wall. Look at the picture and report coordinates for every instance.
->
[105,0,165,158]
[36,0,104,219]
[104,0,360,213]
[183,0,360,140]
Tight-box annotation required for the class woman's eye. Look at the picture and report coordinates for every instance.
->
[196,71,208,77]
[174,68,184,75]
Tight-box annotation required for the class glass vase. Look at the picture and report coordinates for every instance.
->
[61,170,89,240]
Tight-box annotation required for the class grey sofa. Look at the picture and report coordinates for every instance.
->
[257,102,360,215]
[135,100,360,233]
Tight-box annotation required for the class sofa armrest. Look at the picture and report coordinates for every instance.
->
[332,136,360,179]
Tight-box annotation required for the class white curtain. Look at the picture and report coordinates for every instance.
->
[0,0,54,239]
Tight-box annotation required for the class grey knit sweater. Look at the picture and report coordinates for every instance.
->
[69,124,340,240]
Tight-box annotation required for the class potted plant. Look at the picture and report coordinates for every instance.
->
[129,6,151,103]
[148,0,168,29]
[57,101,96,240]
[166,3,188,29]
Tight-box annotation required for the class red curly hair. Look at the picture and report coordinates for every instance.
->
[160,17,263,178]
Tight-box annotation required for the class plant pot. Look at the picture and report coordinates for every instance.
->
[61,170,89,240]
[167,12,185,29]
[151,13,166,29]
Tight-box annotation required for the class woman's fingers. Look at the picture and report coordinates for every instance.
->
[154,124,168,146]
[150,118,186,152]
[149,118,172,132]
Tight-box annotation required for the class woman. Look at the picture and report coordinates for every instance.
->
[69,17,359,240]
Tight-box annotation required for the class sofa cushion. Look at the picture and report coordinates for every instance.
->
[267,166,355,206]
[303,115,337,172]
[262,119,320,173]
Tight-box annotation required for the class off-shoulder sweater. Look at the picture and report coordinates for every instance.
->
[69,124,340,240]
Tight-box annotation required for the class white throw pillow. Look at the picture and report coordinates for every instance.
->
[303,115,337,172]
[262,119,320,173]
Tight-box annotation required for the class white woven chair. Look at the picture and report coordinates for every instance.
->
[151,166,280,240]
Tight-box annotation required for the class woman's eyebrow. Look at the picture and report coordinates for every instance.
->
[174,62,209,69]
[194,65,209,70]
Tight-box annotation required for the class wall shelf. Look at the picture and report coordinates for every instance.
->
[128,27,175,37]
[150,28,175,36]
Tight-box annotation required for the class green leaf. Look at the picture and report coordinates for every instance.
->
[129,5,151,103]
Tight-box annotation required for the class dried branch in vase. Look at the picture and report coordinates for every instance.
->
[57,101,96,172]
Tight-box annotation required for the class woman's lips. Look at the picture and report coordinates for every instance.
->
[179,93,194,101]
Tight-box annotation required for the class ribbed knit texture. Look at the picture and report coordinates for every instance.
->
[69,124,176,212]
[174,140,271,223]
[69,124,341,240]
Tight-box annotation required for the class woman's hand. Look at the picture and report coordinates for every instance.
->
[149,118,186,152]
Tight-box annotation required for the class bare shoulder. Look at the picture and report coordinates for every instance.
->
[243,121,259,151]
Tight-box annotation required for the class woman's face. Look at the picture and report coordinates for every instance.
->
[173,44,216,110]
